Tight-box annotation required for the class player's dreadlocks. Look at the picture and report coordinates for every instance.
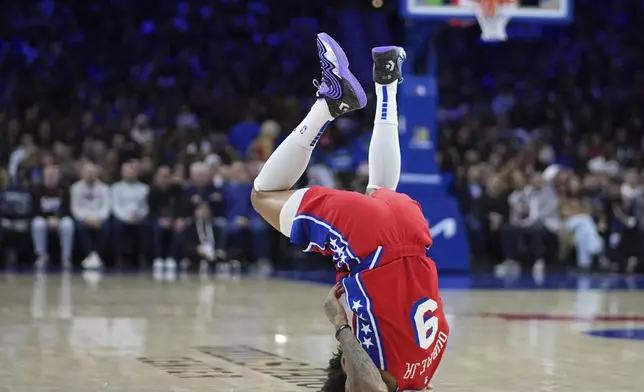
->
[321,349,346,392]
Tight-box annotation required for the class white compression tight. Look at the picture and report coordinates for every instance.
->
[367,81,401,192]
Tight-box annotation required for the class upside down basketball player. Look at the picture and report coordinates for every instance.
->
[251,33,449,392]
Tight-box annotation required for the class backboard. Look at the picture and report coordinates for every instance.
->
[402,0,573,22]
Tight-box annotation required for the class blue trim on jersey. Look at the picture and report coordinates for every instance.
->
[365,246,384,270]
[291,214,362,271]
[340,277,362,342]
[343,273,387,370]
[410,297,430,348]
[381,85,388,120]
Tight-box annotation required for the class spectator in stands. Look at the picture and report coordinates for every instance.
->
[71,163,111,269]
[184,162,225,223]
[610,175,640,273]
[0,172,34,266]
[31,165,74,269]
[9,133,38,182]
[112,133,142,168]
[497,172,559,276]
[229,114,261,159]
[504,171,532,270]
[224,162,270,272]
[526,172,560,270]
[472,175,508,264]
[247,120,280,161]
[454,165,485,218]
[559,176,603,271]
[451,166,485,257]
[621,169,642,200]
[111,161,150,267]
[149,166,185,274]
[176,105,199,131]
[131,114,154,146]
[36,120,55,150]
[183,202,226,271]
[209,133,239,165]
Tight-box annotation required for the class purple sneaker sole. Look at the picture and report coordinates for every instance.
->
[316,32,367,109]
[372,46,399,54]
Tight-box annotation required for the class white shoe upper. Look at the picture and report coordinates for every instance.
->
[164,258,177,270]
[82,252,102,269]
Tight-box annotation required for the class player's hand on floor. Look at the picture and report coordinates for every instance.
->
[324,283,348,327]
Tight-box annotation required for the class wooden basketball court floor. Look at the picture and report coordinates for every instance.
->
[0,271,642,392]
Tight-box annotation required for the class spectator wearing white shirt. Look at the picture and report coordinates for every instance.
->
[111,162,150,267]
[71,163,111,269]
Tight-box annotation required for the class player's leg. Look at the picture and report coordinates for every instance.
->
[366,47,406,194]
[251,32,366,235]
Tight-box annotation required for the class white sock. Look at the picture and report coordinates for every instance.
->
[367,82,401,191]
[254,100,333,191]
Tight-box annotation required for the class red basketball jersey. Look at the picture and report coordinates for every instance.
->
[289,186,450,391]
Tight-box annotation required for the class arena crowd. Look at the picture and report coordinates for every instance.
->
[0,0,643,274]
[436,0,644,274]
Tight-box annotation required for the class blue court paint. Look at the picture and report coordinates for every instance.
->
[586,329,644,341]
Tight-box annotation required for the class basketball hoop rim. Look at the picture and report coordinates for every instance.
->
[458,0,518,17]
[400,0,574,23]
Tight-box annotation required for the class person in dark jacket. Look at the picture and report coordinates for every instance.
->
[149,166,186,273]
[183,202,226,271]
[472,175,509,264]
[31,165,74,268]
[0,172,34,266]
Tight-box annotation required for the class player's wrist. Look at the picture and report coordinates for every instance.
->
[334,323,352,340]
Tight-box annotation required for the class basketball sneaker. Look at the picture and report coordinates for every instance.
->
[315,32,367,118]
[372,46,407,84]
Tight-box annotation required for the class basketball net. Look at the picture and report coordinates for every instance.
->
[460,0,517,41]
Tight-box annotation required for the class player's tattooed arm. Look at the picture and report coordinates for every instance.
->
[337,328,388,392]
[324,284,388,392]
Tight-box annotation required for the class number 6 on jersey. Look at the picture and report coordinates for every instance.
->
[411,297,439,349]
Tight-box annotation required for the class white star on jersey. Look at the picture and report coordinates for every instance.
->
[360,324,372,335]
[329,237,348,264]
[352,300,363,312]
[362,337,374,349]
